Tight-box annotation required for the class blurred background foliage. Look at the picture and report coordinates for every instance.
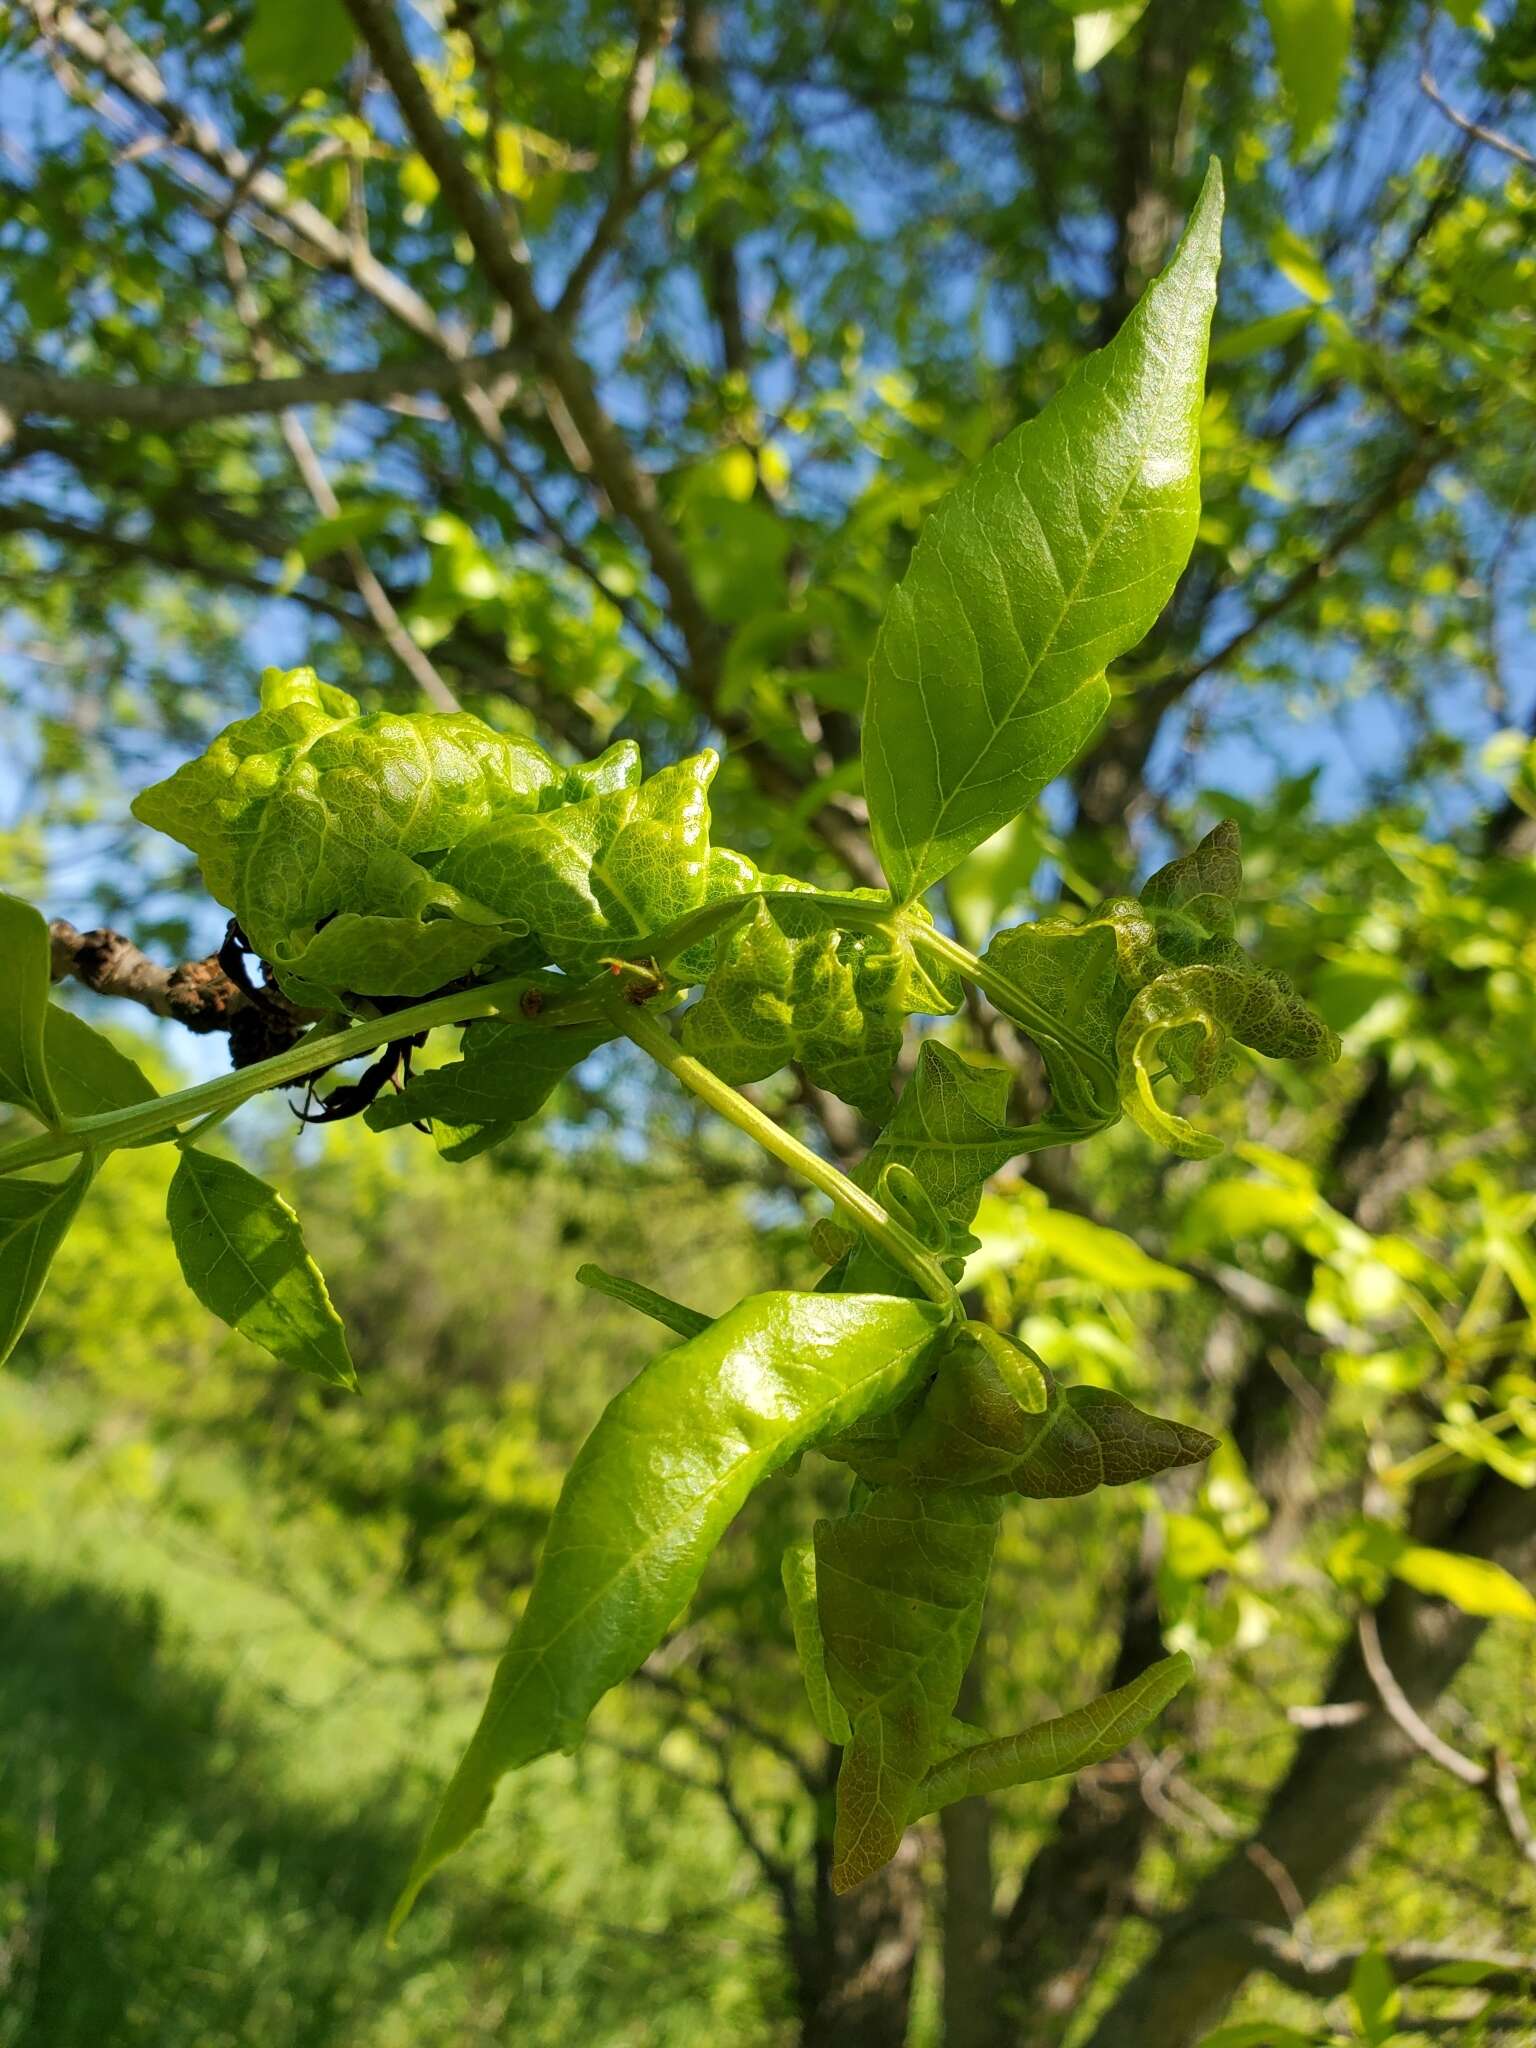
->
[2,0,1536,2044]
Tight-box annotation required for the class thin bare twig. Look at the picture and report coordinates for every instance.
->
[1419,71,1536,169]
[1357,1606,1487,1786]
[220,231,459,711]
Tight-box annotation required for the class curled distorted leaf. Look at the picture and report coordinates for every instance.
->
[781,1537,851,1745]
[1118,961,1340,1159]
[391,1290,947,1933]
[166,1148,355,1388]
[982,822,1338,1152]
[434,750,727,979]
[0,892,61,1126]
[0,1158,94,1368]
[821,1325,1216,1497]
[816,1485,1001,1889]
[365,1005,614,1138]
[909,1652,1193,1818]
[863,162,1223,902]
[681,887,958,1123]
[131,668,550,1002]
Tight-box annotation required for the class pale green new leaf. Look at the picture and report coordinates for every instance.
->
[862,161,1223,902]
[909,1651,1193,1817]
[816,1485,1000,1889]
[391,1290,947,1933]
[0,1159,94,1368]
[1073,2,1149,73]
[1391,1543,1536,1620]
[781,1537,852,1744]
[1263,0,1354,148]
[1118,962,1339,1159]
[166,1149,355,1389]
[0,892,61,1125]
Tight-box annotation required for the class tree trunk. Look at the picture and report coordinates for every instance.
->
[1081,1470,1536,2048]
[939,1658,1000,2048]
[795,1777,925,2048]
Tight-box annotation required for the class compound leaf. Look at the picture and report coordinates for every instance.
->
[910,1652,1193,1817]
[0,1158,94,1368]
[816,1485,1000,1889]
[392,1290,947,1933]
[863,161,1223,902]
[0,892,61,1125]
[167,1148,355,1389]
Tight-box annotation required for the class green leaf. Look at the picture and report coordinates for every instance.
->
[781,1537,852,1745]
[366,1008,614,1135]
[43,1009,156,1121]
[1349,1945,1400,2045]
[245,0,356,96]
[1196,2027,1317,2048]
[0,1159,94,1368]
[1392,1542,1536,1620]
[1118,961,1340,1159]
[910,1651,1193,1817]
[575,1263,713,1341]
[980,918,1124,1125]
[680,892,957,1123]
[862,160,1223,902]
[816,1485,1001,1889]
[982,822,1339,1154]
[435,750,728,978]
[166,1149,355,1389]
[855,1042,1058,1228]
[1073,3,1149,73]
[822,1325,1218,1496]
[132,668,549,1002]
[1262,0,1353,148]
[391,1290,947,1932]
[0,892,61,1125]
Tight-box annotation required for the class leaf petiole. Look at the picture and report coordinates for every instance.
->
[601,988,964,1317]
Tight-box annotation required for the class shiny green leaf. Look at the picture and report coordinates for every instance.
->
[166,1148,355,1389]
[862,161,1223,902]
[366,1008,614,1135]
[391,1290,947,1931]
[43,1009,157,1121]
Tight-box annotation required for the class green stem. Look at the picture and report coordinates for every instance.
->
[0,977,537,1175]
[604,992,962,1317]
[902,922,1114,1095]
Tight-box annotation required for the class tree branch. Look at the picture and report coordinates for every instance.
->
[1419,71,1536,170]
[0,352,520,432]
[340,0,726,697]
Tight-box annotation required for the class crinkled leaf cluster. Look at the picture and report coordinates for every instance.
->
[983,820,1340,1155]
